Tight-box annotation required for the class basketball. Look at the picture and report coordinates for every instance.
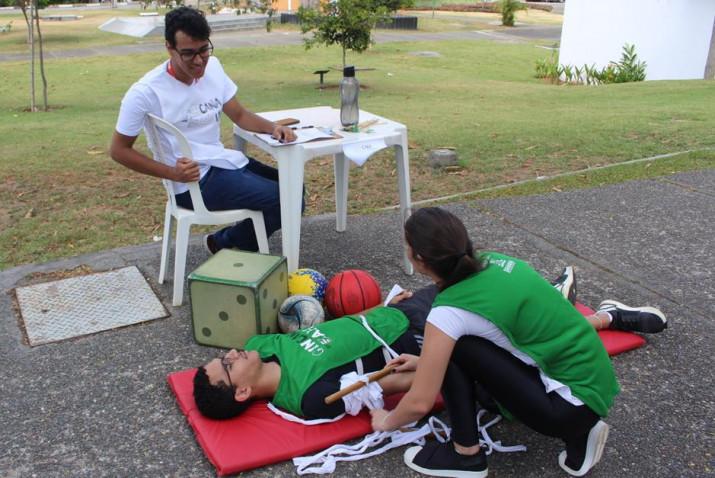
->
[325,269,382,318]
[278,295,325,333]
[287,268,328,302]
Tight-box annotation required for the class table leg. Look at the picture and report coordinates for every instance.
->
[277,153,305,273]
[233,133,247,153]
[334,152,349,232]
[394,136,414,275]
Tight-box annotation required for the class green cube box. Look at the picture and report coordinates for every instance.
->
[188,249,288,349]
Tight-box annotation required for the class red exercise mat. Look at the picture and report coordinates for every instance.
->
[168,302,645,476]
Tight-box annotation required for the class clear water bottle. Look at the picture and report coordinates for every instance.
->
[340,66,359,129]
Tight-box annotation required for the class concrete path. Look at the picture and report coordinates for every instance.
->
[1,169,713,477]
[0,24,562,62]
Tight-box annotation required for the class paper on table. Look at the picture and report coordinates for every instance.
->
[342,138,387,166]
[254,128,335,147]
[383,284,405,306]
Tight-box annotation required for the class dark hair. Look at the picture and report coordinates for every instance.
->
[404,207,484,291]
[193,366,252,420]
[165,7,211,47]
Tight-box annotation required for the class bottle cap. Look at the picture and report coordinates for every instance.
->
[343,66,355,77]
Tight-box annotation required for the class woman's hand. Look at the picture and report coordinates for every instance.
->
[387,353,419,373]
[387,289,413,305]
[370,408,392,432]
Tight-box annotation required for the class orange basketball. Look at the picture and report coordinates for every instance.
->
[325,270,382,318]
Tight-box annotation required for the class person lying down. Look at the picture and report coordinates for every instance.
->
[193,268,666,421]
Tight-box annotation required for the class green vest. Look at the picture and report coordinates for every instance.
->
[246,307,409,416]
[433,252,619,417]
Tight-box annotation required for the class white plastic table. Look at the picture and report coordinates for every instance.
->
[233,106,413,275]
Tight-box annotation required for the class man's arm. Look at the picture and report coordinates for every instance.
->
[222,98,296,143]
[109,131,199,183]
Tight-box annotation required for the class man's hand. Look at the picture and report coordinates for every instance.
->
[173,157,200,183]
[386,353,419,373]
[271,124,297,143]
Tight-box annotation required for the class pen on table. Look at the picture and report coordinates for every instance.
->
[291,125,315,130]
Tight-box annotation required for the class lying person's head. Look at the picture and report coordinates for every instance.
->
[193,349,261,419]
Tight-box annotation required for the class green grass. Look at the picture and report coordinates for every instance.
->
[1,39,714,270]
[0,8,165,54]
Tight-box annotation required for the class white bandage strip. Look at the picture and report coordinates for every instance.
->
[339,371,385,415]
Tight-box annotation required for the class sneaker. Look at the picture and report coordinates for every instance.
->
[558,420,609,477]
[404,440,488,478]
[597,300,667,333]
[551,266,577,305]
[203,234,219,255]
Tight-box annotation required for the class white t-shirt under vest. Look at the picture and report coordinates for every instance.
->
[115,56,249,194]
[427,306,584,406]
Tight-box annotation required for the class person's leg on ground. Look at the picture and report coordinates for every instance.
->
[403,341,489,478]
[449,336,605,476]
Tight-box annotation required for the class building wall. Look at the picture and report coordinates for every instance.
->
[559,0,715,80]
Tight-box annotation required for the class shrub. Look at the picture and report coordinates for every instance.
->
[499,0,526,27]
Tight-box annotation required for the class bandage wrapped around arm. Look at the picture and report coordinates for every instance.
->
[339,371,385,415]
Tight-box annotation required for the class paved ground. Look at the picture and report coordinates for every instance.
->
[0,23,561,62]
[1,169,713,477]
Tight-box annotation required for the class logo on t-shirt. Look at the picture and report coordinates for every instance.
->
[186,97,222,126]
[293,327,332,356]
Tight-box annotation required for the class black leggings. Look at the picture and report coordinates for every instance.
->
[442,336,600,447]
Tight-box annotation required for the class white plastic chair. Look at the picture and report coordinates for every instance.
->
[145,113,269,307]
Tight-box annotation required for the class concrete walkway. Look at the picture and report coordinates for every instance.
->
[1,169,713,477]
[0,24,561,62]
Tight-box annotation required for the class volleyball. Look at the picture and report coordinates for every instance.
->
[288,268,328,302]
[324,269,382,318]
[278,295,325,333]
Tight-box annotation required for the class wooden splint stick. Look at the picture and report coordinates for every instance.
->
[324,365,396,405]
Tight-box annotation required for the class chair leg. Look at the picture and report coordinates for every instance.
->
[252,212,270,254]
[172,219,192,307]
[159,204,173,284]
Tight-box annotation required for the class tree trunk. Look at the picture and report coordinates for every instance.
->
[342,45,346,69]
[28,3,36,112]
[33,0,48,111]
[20,2,31,45]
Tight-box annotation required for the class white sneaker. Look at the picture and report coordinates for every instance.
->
[558,420,609,477]
[551,266,577,305]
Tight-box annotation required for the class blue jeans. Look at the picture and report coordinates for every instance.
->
[175,158,302,252]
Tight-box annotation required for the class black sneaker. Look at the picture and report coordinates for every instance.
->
[597,300,667,333]
[203,234,219,255]
[551,266,577,305]
[559,420,609,477]
[403,440,488,478]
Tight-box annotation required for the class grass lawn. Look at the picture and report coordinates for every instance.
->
[1,38,714,270]
[0,7,166,54]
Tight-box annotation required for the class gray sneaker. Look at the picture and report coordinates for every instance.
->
[551,266,577,305]
[597,300,667,333]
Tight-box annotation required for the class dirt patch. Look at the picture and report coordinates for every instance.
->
[18,264,95,288]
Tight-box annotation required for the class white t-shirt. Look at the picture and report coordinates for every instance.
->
[115,57,249,194]
[427,306,584,406]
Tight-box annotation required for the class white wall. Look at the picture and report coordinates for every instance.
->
[559,0,715,80]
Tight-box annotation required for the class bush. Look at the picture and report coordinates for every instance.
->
[499,0,526,27]
[535,43,647,85]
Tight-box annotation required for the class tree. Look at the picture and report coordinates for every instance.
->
[16,0,49,111]
[498,0,526,27]
[297,0,402,68]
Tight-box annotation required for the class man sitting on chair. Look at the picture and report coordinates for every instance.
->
[110,6,296,254]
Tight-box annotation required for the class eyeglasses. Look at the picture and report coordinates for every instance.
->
[220,353,236,388]
[174,40,214,62]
